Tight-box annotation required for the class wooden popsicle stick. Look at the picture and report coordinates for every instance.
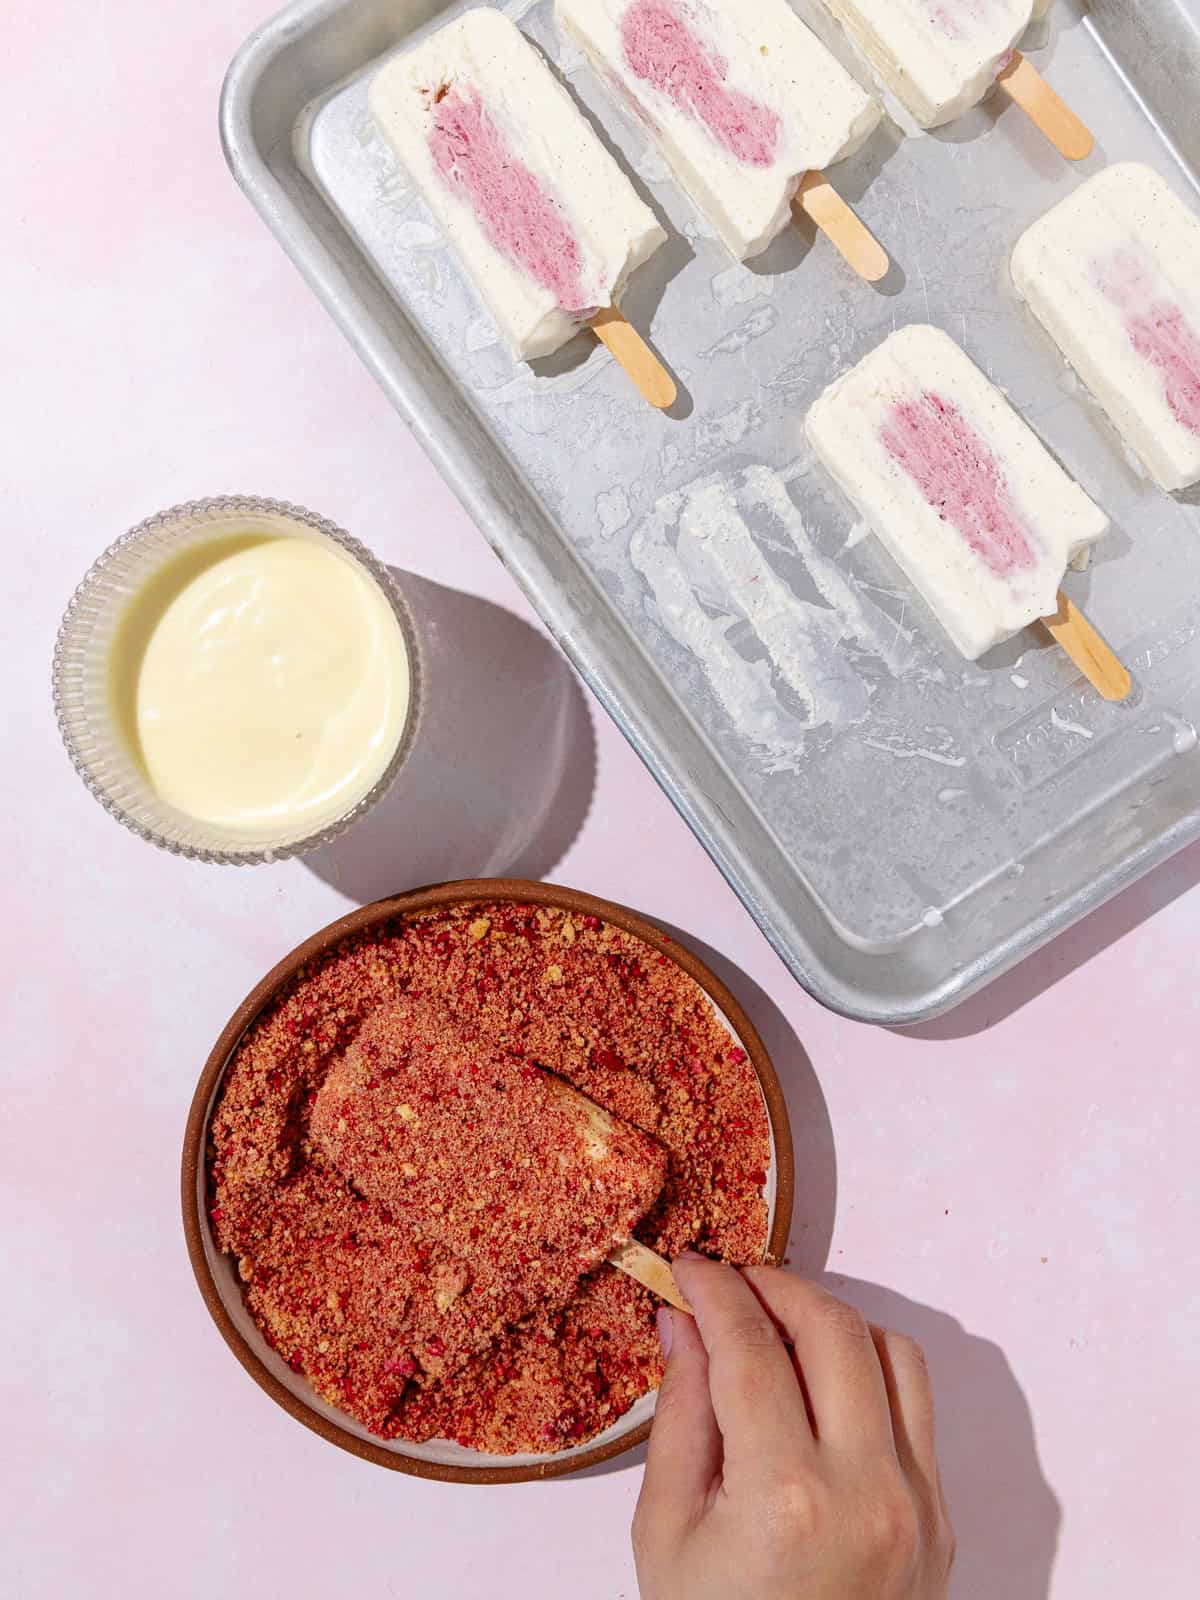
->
[608,1239,693,1314]
[1041,591,1132,702]
[590,306,677,410]
[796,170,890,283]
[996,50,1094,161]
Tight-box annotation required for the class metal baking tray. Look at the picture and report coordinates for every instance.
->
[221,0,1200,1024]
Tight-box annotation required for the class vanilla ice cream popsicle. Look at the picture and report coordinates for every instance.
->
[369,8,667,363]
[815,0,1032,128]
[556,0,881,262]
[806,325,1110,661]
[1012,164,1200,493]
[314,998,671,1328]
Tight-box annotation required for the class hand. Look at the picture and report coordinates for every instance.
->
[633,1258,955,1599]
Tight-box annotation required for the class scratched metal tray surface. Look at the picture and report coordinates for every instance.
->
[222,0,1200,1023]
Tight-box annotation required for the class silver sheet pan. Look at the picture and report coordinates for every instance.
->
[221,0,1200,1022]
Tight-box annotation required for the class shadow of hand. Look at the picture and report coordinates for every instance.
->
[305,572,596,903]
[823,1275,1061,1600]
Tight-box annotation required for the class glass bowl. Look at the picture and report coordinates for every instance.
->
[52,496,423,863]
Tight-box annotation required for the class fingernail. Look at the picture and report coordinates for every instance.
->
[675,1249,707,1264]
[656,1306,675,1360]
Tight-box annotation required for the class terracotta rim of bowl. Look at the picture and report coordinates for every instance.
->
[182,879,796,1484]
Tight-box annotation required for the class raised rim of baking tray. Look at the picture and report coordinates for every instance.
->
[219,0,1200,1025]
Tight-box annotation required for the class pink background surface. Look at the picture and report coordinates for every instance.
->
[5,3,1199,1595]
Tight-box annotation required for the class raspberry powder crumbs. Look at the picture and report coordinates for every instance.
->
[209,904,770,1455]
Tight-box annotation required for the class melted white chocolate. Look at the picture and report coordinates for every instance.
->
[111,534,410,834]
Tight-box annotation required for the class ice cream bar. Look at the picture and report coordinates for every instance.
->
[313,998,668,1330]
[556,0,881,261]
[1012,163,1200,493]
[805,324,1109,659]
[815,0,1033,128]
[369,8,667,361]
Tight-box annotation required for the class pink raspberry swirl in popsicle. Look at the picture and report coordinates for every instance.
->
[928,1,1010,42]
[881,391,1038,576]
[620,0,780,168]
[429,86,590,311]
[1097,250,1200,439]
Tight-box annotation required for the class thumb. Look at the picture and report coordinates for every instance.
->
[637,1308,723,1534]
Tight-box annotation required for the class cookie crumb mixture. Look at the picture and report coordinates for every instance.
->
[313,997,667,1332]
[209,903,770,1454]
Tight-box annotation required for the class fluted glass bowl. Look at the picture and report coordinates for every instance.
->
[52,497,423,863]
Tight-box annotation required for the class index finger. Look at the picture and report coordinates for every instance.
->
[672,1255,814,1484]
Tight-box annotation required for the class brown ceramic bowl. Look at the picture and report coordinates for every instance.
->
[182,879,795,1483]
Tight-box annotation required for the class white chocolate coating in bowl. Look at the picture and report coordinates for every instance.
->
[112,534,411,833]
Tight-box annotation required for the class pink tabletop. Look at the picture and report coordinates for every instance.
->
[6,4,1199,1596]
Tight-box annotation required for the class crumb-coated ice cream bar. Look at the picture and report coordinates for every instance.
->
[556,0,881,261]
[369,8,667,361]
[806,324,1109,660]
[1012,163,1200,494]
[313,997,668,1333]
[815,0,1033,128]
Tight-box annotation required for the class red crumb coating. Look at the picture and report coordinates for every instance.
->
[312,997,668,1331]
[209,903,770,1454]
